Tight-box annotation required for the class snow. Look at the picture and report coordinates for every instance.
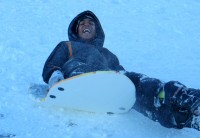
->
[0,0,200,137]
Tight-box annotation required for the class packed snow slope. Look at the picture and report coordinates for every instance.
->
[0,0,200,138]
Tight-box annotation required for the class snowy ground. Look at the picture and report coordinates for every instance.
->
[0,0,200,138]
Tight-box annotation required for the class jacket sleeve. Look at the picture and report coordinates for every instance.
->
[103,48,125,71]
[112,55,125,71]
[42,41,70,83]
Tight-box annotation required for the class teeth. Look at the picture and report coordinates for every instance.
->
[83,29,91,33]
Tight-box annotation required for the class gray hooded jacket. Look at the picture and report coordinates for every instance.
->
[42,10,124,83]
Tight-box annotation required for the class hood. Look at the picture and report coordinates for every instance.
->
[68,10,105,48]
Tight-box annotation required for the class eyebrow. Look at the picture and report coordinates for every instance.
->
[80,19,94,22]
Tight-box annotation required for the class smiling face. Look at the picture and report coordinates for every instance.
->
[77,18,96,41]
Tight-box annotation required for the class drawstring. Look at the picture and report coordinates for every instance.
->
[66,42,73,58]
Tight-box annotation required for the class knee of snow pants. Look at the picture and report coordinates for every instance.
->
[163,81,200,128]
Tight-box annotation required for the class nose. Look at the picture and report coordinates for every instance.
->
[83,22,90,26]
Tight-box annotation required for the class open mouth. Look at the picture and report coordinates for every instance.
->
[83,29,91,33]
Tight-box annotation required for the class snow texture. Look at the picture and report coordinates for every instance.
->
[0,0,200,137]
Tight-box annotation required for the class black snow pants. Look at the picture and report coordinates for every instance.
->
[125,72,200,129]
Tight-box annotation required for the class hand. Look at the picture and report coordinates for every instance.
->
[48,70,64,87]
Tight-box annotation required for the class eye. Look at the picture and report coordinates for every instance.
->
[79,22,85,26]
[89,22,95,26]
